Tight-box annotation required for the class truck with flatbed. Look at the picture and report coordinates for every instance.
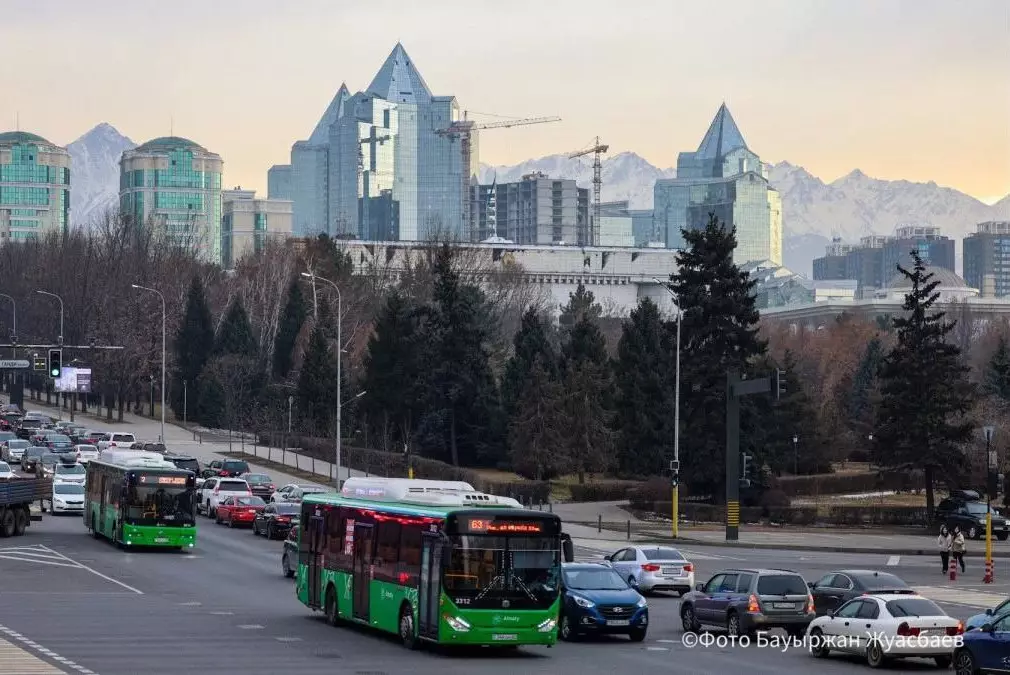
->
[0,476,50,536]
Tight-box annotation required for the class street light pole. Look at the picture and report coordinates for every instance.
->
[655,278,682,538]
[35,290,64,345]
[302,272,342,488]
[132,284,166,442]
[985,425,996,582]
[793,434,799,475]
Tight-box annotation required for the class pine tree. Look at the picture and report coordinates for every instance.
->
[613,297,673,476]
[297,325,338,436]
[508,356,566,480]
[847,337,884,445]
[764,351,828,475]
[559,283,601,334]
[215,297,257,357]
[501,309,556,419]
[560,285,608,370]
[171,277,214,418]
[874,250,975,517]
[670,213,766,497]
[273,280,307,379]
[985,334,1010,402]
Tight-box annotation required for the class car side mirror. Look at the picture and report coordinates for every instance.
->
[827,610,835,618]
[807,581,815,589]
[628,577,639,589]
[986,608,994,616]
[695,583,704,592]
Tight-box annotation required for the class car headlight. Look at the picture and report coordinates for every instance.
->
[572,595,595,609]
[536,617,557,632]
[979,518,988,524]
[444,615,471,632]
[636,596,648,608]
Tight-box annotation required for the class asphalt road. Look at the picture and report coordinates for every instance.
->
[3,508,1007,675]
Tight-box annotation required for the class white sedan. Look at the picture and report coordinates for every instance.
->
[604,545,695,596]
[0,461,14,479]
[807,593,962,669]
[74,444,99,464]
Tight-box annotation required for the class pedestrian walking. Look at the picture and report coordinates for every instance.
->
[952,526,966,573]
[937,525,951,574]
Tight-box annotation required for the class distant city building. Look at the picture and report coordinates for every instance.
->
[275,43,475,241]
[653,104,782,265]
[471,173,589,245]
[119,136,223,263]
[964,221,1010,298]
[221,189,293,269]
[812,225,955,298]
[0,131,71,242]
[744,260,857,310]
[597,201,636,247]
[267,165,292,200]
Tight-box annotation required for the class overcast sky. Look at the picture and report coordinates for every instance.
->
[2,0,1006,201]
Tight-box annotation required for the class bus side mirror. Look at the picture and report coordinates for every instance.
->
[561,534,574,563]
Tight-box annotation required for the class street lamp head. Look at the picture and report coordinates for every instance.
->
[793,435,798,443]
[131,284,140,289]
[300,272,314,279]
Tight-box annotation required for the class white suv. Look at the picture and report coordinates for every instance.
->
[197,477,251,518]
[98,433,136,452]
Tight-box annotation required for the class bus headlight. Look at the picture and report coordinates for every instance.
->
[444,615,471,632]
[536,617,557,632]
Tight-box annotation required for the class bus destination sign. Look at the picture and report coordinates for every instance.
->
[137,475,188,486]
[467,519,542,534]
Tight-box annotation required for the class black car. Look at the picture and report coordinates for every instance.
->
[207,459,249,478]
[282,525,299,578]
[16,418,43,440]
[36,453,62,477]
[20,446,47,472]
[241,473,275,500]
[808,570,914,616]
[253,503,300,539]
[164,453,200,475]
[937,494,1009,540]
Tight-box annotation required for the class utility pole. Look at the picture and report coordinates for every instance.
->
[725,370,775,541]
[985,425,996,583]
[302,272,342,488]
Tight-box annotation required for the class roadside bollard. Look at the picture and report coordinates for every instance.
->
[949,556,957,582]
[627,520,631,540]
[984,559,994,584]
[598,515,602,533]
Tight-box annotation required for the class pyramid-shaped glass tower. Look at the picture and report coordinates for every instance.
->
[366,42,433,105]
[308,83,351,145]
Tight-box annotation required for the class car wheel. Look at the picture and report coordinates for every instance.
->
[953,648,976,675]
[969,525,979,539]
[681,605,700,633]
[559,613,577,641]
[726,611,742,638]
[282,553,294,578]
[934,655,952,669]
[809,627,830,658]
[399,604,418,650]
[865,639,886,668]
[628,627,647,642]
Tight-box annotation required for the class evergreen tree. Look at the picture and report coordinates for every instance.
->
[215,297,257,357]
[847,337,884,445]
[508,356,566,480]
[171,277,214,419]
[670,213,766,498]
[559,283,601,334]
[195,365,226,428]
[874,250,975,516]
[297,325,338,436]
[764,351,828,475]
[560,285,608,370]
[985,334,1010,402]
[613,297,673,476]
[273,280,307,379]
[501,309,556,419]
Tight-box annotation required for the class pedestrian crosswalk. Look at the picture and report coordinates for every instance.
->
[914,585,1007,609]
[0,638,64,674]
[573,545,743,562]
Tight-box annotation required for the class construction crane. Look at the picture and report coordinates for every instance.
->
[437,113,561,238]
[569,137,609,246]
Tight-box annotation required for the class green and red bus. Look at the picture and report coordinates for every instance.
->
[84,449,197,549]
[297,477,573,649]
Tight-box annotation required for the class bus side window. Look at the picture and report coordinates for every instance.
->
[325,507,343,564]
[375,521,400,581]
[399,525,422,586]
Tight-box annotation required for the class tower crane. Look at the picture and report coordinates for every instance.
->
[569,137,609,246]
[437,112,561,237]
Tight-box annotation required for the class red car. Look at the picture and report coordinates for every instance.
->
[214,496,266,527]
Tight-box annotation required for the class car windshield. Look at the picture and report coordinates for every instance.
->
[222,461,249,472]
[563,568,629,590]
[41,455,60,465]
[170,459,199,473]
[443,534,559,610]
[234,496,265,506]
[244,474,270,483]
[856,573,909,591]
[54,483,84,495]
[0,462,10,472]
[55,464,85,475]
[8,440,28,448]
[77,446,98,453]
[218,480,248,491]
[25,448,45,457]
[886,598,944,617]
[965,503,998,515]
[641,547,685,561]
[757,575,808,595]
[49,435,71,444]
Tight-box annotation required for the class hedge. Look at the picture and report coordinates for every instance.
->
[630,501,930,528]
[256,432,550,505]
[774,471,923,497]
[567,481,642,503]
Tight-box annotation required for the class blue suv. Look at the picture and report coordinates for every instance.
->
[953,611,1010,674]
[558,563,648,642]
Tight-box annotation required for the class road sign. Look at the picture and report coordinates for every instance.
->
[0,359,29,369]
[32,355,46,371]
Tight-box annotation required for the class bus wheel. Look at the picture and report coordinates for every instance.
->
[399,604,418,650]
[325,586,340,626]
[0,509,15,537]
[13,508,27,536]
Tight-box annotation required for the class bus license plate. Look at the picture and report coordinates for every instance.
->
[606,619,630,626]
[154,537,169,544]
[492,634,517,641]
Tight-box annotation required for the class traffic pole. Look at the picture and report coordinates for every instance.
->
[985,511,994,584]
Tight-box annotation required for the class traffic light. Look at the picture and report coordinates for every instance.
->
[670,459,680,487]
[33,353,46,372]
[775,369,786,399]
[48,348,62,378]
[740,453,753,488]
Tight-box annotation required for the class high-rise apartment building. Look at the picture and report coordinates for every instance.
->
[470,173,589,245]
[812,237,853,280]
[119,136,223,263]
[964,221,1010,298]
[653,104,782,265]
[273,43,474,241]
[0,131,71,242]
[221,189,293,269]
[881,225,955,278]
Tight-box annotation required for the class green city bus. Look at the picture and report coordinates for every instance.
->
[297,477,573,650]
[84,449,197,549]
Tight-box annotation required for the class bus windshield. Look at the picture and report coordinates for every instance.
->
[123,480,195,526]
[443,534,559,610]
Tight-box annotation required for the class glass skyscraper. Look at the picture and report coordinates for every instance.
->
[119,136,223,263]
[0,131,71,242]
[275,43,472,241]
[654,104,782,265]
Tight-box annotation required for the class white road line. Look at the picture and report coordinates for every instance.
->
[887,555,901,566]
[0,624,96,674]
[914,585,1005,608]
[274,637,301,642]
[178,602,202,607]
[210,611,234,616]
[645,646,669,651]
[0,555,84,568]
[34,546,143,595]
[237,625,264,630]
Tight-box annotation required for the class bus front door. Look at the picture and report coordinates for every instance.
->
[306,514,325,609]
[418,534,443,639]
[352,523,374,620]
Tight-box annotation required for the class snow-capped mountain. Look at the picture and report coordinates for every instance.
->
[66,123,136,228]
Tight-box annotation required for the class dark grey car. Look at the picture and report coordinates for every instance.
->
[680,568,815,638]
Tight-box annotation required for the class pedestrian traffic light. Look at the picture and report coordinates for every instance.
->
[32,353,46,372]
[48,348,62,378]
[775,369,786,399]
[670,459,680,487]
[740,453,753,488]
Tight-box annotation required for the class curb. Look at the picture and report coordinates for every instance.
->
[667,536,1010,558]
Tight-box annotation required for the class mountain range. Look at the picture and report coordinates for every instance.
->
[64,123,1008,276]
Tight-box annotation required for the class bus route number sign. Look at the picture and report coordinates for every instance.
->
[138,475,187,486]
[467,519,542,534]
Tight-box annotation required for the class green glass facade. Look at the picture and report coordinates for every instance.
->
[0,132,71,242]
[119,138,223,263]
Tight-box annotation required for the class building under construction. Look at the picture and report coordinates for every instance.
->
[470,173,590,246]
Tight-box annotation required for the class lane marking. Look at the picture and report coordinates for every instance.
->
[0,624,96,674]
[655,639,678,643]
[645,646,668,651]
[178,602,202,607]
[887,555,901,566]
[0,555,83,568]
[35,546,143,595]
[914,585,1005,608]
[237,625,264,630]
[275,637,301,642]
[210,611,234,616]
